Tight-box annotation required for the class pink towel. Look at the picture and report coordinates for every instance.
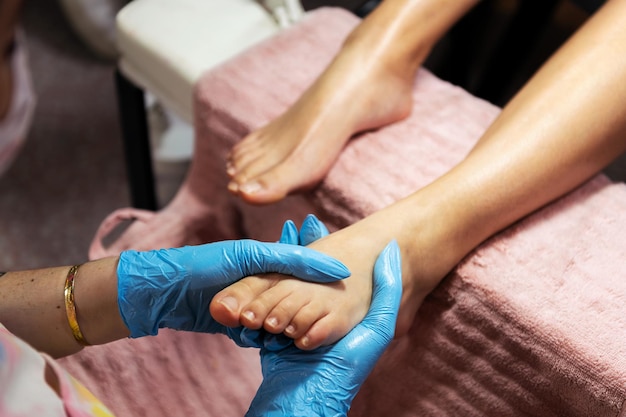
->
[193,7,626,416]
[61,7,626,417]
[59,331,261,416]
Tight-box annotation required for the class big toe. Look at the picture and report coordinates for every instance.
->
[210,276,274,327]
[237,163,318,205]
[238,179,289,205]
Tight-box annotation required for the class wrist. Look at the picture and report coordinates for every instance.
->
[117,249,182,337]
[74,257,130,345]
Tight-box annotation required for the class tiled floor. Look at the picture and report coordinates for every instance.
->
[1,1,624,271]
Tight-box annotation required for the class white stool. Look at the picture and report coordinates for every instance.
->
[114,0,304,209]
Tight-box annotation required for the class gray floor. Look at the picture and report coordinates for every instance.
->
[1,1,624,271]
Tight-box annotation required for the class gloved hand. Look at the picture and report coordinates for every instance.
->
[117,239,350,338]
[236,214,332,346]
[245,241,403,417]
[233,214,333,346]
[278,213,331,246]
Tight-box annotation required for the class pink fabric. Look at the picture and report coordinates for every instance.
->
[88,207,155,259]
[192,7,626,416]
[59,331,261,416]
[61,7,626,417]
[0,324,114,417]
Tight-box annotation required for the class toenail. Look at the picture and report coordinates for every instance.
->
[241,181,262,195]
[219,296,239,312]
[242,310,256,322]
[227,181,239,193]
[266,317,278,328]
[285,324,296,335]
[226,163,236,176]
[300,335,310,348]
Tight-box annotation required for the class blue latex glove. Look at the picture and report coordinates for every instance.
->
[117,239,350,338]
[278,213,331,246]
[246,241,403,417]
[238,214,331,346]
[236,214,332,346]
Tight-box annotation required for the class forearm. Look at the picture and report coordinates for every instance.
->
[0,257,129,358]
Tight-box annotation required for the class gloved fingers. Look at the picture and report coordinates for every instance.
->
[299,214,329,245]
[261,332,295,351]
[279,214,329,246]
[227,326,295,350]
[279,220,299,244]
[340,241,402,350]
[371,241,403,339]
[233,327,265,348]
[235,240,350,283]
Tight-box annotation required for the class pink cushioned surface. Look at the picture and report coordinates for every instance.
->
[194,7,626,416]
[61,7,626,416]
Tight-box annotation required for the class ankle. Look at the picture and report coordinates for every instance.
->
[341,28,426,87]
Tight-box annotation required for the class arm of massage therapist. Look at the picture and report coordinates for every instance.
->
[0,240,349,358]
[246,241,402,417]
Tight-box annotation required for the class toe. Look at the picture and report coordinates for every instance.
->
[238,168,295,205]
[239,280,302,330]
[263,291,310,334]
[209,275,275,328]
[295,313,347,350]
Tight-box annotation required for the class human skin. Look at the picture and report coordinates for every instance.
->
[226,0,480,204]
[87,0,479,259]
[0,257,128,358]
[210,0,626,350]
[0,240,350,358]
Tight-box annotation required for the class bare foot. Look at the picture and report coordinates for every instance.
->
[210,225,377,350]
[226,42,416,205]
[209,206,451,350]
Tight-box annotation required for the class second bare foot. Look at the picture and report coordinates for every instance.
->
[226,42,415,205]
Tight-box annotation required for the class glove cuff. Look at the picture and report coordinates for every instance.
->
[117,249,184,337]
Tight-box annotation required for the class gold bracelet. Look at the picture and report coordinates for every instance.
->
[64,264,91,346]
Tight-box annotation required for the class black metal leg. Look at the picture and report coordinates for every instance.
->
[114,69,158,210]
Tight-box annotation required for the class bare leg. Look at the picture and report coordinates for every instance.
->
[211,0,626,349]
[226,0,479,204]
[89,0,478,258]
